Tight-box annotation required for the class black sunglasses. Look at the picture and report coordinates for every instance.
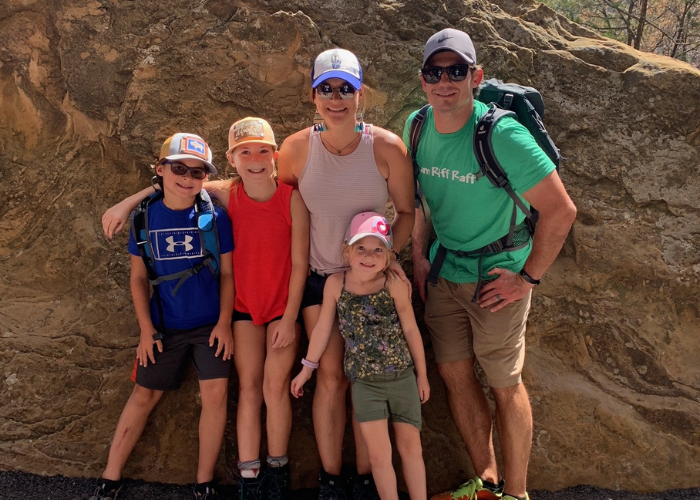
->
[164,161,208,180]
[316,81,357,100]
[420,64,472,84]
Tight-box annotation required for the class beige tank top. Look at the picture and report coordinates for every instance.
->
[298,125,389,275]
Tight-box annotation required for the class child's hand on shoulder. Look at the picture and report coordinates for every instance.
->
[210,321,234,361]
[417,373,430,404]
[138,328,162,367]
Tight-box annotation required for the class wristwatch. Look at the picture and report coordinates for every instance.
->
[519,269,541,285]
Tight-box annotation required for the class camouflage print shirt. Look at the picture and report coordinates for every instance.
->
[336,274,413,381]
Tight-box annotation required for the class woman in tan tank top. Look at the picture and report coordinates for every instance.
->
[277,48,414,500]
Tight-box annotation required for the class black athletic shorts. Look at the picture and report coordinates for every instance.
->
[232,309,302,326]
[132,323,231,391]
[300,270,331,309]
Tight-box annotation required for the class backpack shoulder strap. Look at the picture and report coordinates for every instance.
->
[130,191,164,282]
[409,104,431,209]
[473,105,533,220]
[195,189,221,278]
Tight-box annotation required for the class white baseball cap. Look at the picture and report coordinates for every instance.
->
[311,48,363,90]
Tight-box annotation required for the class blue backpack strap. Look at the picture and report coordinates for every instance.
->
[195,189,220,278]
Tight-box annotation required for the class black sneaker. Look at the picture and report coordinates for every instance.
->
[193,480,221,500]
[318,470,348,500]
[261,464,291,500]
[239,475,263,500]
[353,474,379,500]
[89,479,122,500]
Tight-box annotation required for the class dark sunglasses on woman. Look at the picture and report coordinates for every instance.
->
[316,81,357,100]
[420,64,473,84]
[164,161,208,180]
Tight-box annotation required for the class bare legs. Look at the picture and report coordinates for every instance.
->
[357,420,426,500]
[102,385,164,481]
[437,358,532,497]
[101,378,228,484]
[303,305,371,475]
[437,359,499,484]
[233,320,300,464]
[492,384,531,498]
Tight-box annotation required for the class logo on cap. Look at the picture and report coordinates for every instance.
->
[233,119,265,142]
[375,220,390,236]
[181,136,208,159]
[331,51,342,69]
[437,35,452,43]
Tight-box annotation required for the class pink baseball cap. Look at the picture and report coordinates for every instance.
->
[345,212,392,247]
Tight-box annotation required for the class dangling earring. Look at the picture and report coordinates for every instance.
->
[355,109,364,132]
[313,110,327,132]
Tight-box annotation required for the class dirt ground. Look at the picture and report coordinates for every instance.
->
[1,470,698,500]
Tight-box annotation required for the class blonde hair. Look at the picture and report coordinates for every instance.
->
[341,236,392,272]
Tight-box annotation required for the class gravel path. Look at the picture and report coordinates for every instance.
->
[1,471,698,500]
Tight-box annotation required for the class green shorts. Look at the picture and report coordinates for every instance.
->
[351,368,422,430]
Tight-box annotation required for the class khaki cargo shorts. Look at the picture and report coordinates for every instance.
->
[425,277,531,388]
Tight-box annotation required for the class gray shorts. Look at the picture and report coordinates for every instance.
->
[351,368,422,430]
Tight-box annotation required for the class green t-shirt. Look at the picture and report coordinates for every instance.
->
[403,101,556,284]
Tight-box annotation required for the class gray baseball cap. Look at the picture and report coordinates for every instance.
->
[423,28,477,67]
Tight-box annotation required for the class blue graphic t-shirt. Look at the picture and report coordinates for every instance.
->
[128,199,234,329]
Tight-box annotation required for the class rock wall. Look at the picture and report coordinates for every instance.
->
[1,0,698,493]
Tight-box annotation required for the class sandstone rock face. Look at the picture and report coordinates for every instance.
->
[1,0,698,493]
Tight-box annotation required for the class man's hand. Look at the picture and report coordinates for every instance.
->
[412,255,432,303]
[477,268,534,312]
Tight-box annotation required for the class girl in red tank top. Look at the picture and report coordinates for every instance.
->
[208,117,310,499]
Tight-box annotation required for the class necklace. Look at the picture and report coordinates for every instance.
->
[321,132,361,155]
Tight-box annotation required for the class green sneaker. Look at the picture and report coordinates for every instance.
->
[430,477,503,500]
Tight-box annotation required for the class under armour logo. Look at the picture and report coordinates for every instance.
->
[437,35,452,43]
[166,235,194,252]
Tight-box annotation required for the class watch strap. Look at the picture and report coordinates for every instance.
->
[519,269,541,285]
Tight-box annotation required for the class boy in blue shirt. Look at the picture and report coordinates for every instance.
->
[90,133,234,500]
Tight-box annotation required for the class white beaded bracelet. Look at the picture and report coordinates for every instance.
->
[301,358,320,370]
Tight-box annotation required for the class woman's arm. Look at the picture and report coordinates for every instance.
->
[277,128,311,188]
[373,127,415,252]
[271,190,310,348]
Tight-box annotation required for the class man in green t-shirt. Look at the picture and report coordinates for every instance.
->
[405,28,577,500]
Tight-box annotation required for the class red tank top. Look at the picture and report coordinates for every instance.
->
[227,181,293,325]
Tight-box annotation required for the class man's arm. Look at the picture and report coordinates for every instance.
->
[479,170,576,311]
